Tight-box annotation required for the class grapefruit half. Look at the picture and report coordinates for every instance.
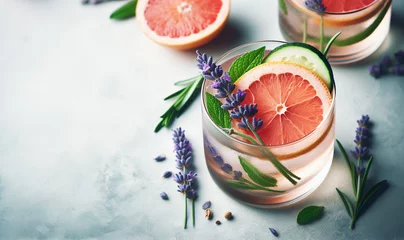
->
[136,0,230,50]
[233,62,332,146]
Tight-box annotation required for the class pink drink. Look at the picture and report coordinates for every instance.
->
[279,0,392,64]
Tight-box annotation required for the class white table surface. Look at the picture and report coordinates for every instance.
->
[1,0,404,239]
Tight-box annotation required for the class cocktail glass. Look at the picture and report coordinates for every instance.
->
[201,40,336,207]
[279,0,392,64]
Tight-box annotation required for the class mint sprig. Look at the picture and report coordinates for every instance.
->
[229,46,265,83]
[110,0,137,20]
[239,156,277,187]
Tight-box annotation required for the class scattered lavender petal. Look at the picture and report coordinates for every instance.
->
[154,154,166,162]
[160,192,169,200]
[202,201,211,210]
[269,227,279,237]
[162,171,172,178]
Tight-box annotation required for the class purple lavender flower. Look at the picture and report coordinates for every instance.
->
[230,104,259,119]
[221,89,247,110]
[380,56,392,74]
[213,155,224,166]
[210,74,236,98]
[196,50,223,80]
[394,50,404,64]
[186,189,197,199]
[368,65,381,78]
[304,0,326,12]
[233,171,242,180]
[177,184,190,193]
[173,172,186,184]
[173,128,193,170]
[221,163,233,173]
[172,128,197,204]
[392,65,404,76]
[186,172,197,183]
[350,115,371,160]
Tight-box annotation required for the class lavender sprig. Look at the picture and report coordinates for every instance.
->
[336,115,387,229]
[369,50,404,78]
[197,51,300,185]
[172,128,197,228]
[304,0,326,52]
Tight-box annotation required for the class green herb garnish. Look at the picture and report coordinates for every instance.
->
[110,0,137,20]
[228,46,265,83]
[297,206,325,225]
[335,115,388,229]
[205,92,232,129]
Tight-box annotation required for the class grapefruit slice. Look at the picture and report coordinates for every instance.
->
[136,0,230,50]
[233,62,332,146]
[322,0,375,13]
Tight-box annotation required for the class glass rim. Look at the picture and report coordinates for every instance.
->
[201,40,337,150]
[292,0,385,15]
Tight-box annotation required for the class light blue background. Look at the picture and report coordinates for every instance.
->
[0,0,403,239]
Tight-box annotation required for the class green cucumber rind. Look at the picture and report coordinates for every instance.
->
[264,42,334,93]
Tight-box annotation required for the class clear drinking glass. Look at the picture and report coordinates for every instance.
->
[279,0,392,64]
[201,41,336,207]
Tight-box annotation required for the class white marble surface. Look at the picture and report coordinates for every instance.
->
[1,0,404,239]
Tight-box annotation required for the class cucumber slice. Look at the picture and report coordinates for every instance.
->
[263,42,334,92]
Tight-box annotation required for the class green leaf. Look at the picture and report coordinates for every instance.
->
[279,0,288,15]
[360,156,373,197]
[175,75,202,86]
[226,180,257,190]
[297,206,325,225]
[323,32,341,57]
[228,46,265,83]
[336,139,356,193]
[205,92,232,129]
[176,76,202,110]
[359,180,388,212]
[238,156,277,187]
[336,188,354,218]
[110,0,137,20]
[164,88,186,101]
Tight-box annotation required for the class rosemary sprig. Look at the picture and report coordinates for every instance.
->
[155,76,203,132]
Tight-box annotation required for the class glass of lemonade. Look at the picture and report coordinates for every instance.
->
[201,41,336,207]
[279,0,392,64]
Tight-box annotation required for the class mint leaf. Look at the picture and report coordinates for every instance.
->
[239,156,277,187]
[297,206,324,225]
[110,0,137,20]
[205,92,231,129]
[279,0,288,15]
[229,46,265,83]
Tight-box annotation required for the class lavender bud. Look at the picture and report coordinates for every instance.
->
[160,192,169,200]
[202,201,211,210]
[394,50,404,64]
[186,189,197,199]
[252,117,264,130]
[237,118,248,129]
[380,56,392,73]
[213,155,224,166]
[304,0,326,12]
[207,145,217,155]
[392,65,404,76]
[221,163,233,173]
[162,171,172,178]
[269,227,279,237]
[233,171,242,180]
[154,154,166,162]
[368,65,381,78]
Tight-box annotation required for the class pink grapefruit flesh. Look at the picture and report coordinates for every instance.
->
[233,62,332,146]
[322,0,375,13]
[136,0,230,50]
